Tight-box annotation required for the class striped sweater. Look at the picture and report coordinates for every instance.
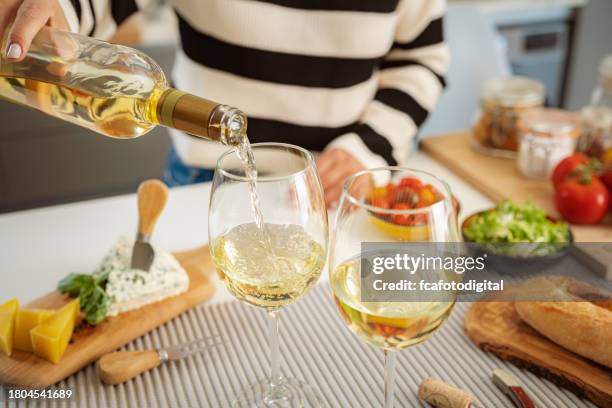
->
[59,0,449,169]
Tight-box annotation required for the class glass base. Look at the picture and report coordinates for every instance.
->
[232,377,325,408]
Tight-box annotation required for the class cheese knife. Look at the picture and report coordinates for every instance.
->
[130,179,169,271]
[97,335,224,384]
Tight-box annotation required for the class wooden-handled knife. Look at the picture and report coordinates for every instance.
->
[130,180,169,271]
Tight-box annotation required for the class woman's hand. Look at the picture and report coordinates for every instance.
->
[1,0,69,61]
[316,148,366,208]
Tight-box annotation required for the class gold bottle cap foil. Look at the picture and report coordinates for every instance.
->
[157,88,219,141]
[418,377,473,408]
[157,88,247,145]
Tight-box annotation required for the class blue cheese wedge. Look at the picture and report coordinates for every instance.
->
[95,236,190,316]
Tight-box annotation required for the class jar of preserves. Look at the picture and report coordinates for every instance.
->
[591,54,612,109]
[576,106,612,164]
[517,108,580,179]
[473,76,546,157]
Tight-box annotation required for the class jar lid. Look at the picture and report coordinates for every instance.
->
[582,105,612,130]
[519,108,580,138]
[481,76,546,107]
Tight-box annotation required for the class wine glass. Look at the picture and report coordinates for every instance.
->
[209,143,329,407]
[329,168,459,408]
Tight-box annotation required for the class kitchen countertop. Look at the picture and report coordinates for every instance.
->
[0,149,493,305]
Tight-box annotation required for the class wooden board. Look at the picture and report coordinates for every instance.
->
[421,131,612,242]
[0,245,216,388]
[464,302,612,408]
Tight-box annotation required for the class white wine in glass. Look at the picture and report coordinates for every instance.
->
[329,168,459,408]
[331,256,455,350]
[209,143,328,407]
[213,223,325,310]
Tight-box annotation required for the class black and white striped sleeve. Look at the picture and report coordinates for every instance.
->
[327,0,449,167]
[58,0,143,39]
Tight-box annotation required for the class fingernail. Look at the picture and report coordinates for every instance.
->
[6,43,22,59]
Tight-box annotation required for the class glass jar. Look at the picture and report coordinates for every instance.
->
[473,76,546,157]
[576,106,612,164]
[517,108,580,179]
[591,54,612,109]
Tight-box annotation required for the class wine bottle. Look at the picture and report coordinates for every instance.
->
[0,26,246,145]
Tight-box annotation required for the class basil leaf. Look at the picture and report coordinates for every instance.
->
[58,274,94,297]
[58,272,109,325]
[84,286,109,325]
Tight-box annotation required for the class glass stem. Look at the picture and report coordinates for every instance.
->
[383,350,397,408]
[268,309,281,386]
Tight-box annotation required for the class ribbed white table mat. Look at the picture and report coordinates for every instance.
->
[5,284,595,408]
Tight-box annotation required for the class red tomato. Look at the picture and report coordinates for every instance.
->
[602,171,612,193]
[399,177,423,190]
[552,153,590,188]
[392,187,419,206]
[391,203,411,225]
[555,177,609,224]
[370,197,390,209]
[385,183,397,194]
[392,203,411,210]
[410,213,428,225]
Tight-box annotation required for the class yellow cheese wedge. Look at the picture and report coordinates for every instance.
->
[30,299,79,364]
[13,308,55,352]
[0,298,20,356]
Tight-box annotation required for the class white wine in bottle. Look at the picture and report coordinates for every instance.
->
[0,26,246,145]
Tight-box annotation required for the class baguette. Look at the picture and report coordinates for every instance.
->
[514,276,612,369]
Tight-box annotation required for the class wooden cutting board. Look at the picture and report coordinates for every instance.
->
[0,245,216,388]
[465,302,612,408]
[421,131,612,242]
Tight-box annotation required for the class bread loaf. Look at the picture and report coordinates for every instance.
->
[514,277,612,369]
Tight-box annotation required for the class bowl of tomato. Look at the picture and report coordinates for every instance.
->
[366,176,459,241]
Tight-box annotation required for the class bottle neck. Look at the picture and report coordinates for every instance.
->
[156,88,247,145]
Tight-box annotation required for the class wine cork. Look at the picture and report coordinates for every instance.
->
[418,377,473,408]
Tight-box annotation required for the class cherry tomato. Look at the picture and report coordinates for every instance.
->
[410,213,428,225]
[370,197,390,209]
[555,176,609,224]
[392,203,411,210]
[419,186,436,205]
[391,202,411,225]
[392,187,419,206]
[399,177,423,190]
[415,200,428,208]
[552,153,590,188]
[385,183,397,194]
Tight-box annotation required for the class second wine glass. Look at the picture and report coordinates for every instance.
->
[329,168,459,408]
[209,143,329,407]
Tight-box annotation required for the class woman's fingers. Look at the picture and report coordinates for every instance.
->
[6,0,54,60]
[0,0,22,53]
[316,149,342,177]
